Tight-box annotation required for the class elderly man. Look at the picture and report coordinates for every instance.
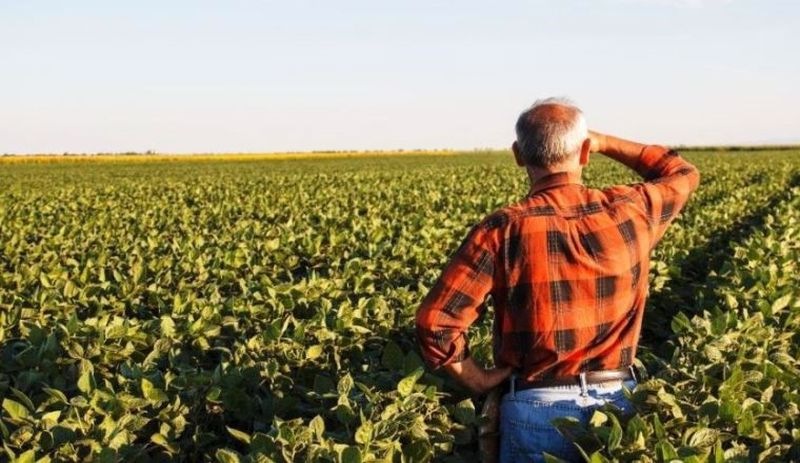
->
[416,98,699,461]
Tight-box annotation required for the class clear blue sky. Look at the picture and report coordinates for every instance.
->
[1,0,798,154]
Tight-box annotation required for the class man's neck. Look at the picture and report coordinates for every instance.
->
[527,166,582,187]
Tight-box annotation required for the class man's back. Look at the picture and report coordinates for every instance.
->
[415,99,699,461]
[416,145,699,380]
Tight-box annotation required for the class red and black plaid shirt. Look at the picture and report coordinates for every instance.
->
[416,146,700,380]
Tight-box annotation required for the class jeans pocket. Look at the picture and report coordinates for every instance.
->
[500,397,582,462]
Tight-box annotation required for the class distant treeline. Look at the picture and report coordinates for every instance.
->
[0,148,458,157]
[3,146,799,158]
[1,150,159,157]
[677,145,800,152]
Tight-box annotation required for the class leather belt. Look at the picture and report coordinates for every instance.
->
[506,366,636,393]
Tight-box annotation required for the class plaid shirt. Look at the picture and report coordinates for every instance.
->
[416,146,700,380]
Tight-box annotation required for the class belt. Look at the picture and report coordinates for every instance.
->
[506,366,636,393]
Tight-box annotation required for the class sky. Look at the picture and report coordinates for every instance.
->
[1,0,798,154]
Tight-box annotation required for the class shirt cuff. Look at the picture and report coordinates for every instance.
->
[418,329,471,370]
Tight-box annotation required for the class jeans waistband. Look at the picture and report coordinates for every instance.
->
[523,379,635,391]
[507,375,637,398]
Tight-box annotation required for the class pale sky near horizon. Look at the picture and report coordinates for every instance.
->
[1,0,798,154]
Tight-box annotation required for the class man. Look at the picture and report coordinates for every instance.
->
[415,97,699,461]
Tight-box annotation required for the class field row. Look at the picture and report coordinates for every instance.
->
[1,150,799,462]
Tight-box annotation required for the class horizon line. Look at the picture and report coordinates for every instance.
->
[3,143,800,158]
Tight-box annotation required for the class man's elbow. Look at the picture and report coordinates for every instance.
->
[415,317,466,371]
[674,160,700,194]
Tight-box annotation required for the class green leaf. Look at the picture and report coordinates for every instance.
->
[713,440,725,463]
[150,433,177,453]
[340,446,361,463]
[142,377,156,396]
[226,426,251,444]
[206,386,222,402]
[131,261,144,283]
[160,316,176,337]
[2,399,29,421]
[42,410,62,424]
[624,414,645,440]
[719,399,740,422]
[173,293,184,313]
[310,415,325,441]
[737,409,755,436]
[397,367,424,397]
[657,440,679,460]
[338,374,354,395]
[772,294,792,313]
[402,440,431,463]
[77,371,94,394]
[354,420,373,444]
[215,448,241,463]
[670,312,692,334]
[688,427,719,448]
[607,414,622,450]
[15,449,36,463]
[42,387,68,404]
[335,404,356,425]
[452,399,476,425]
[589,410,608,427]
[588,453,609,463]
[142,378,168,404]
[64,279,77,297]
[10,388,34,412]
[306,344,324,360]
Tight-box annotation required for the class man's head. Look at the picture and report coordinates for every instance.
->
[513,97,590,171]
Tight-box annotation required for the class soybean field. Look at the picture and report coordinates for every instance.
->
[1,149,799,462]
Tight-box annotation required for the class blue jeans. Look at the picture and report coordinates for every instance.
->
[499,377,637,462]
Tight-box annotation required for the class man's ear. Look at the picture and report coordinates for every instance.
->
[579,138,591,166]
[512,141,524,167]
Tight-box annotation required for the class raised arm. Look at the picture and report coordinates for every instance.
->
[589,131,647,171]
[590,130,700,246]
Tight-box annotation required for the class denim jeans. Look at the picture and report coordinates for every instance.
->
[499,377,637,462]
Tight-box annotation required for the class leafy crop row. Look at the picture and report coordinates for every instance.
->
[1,151,799,462]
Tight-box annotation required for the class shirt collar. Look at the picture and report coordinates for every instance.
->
[529,171,584,195]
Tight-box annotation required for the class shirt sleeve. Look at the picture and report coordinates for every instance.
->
[629,145,700,247]
[415,223,496,369]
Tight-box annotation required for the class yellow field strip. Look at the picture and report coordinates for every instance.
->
[0,150,465,165]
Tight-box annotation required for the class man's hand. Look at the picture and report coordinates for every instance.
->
[588,130,607,153]
[443,357,513,395]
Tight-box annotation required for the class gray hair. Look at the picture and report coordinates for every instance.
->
[514,97,588,168]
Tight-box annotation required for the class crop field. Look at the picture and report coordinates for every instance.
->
[1,149,800,462]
